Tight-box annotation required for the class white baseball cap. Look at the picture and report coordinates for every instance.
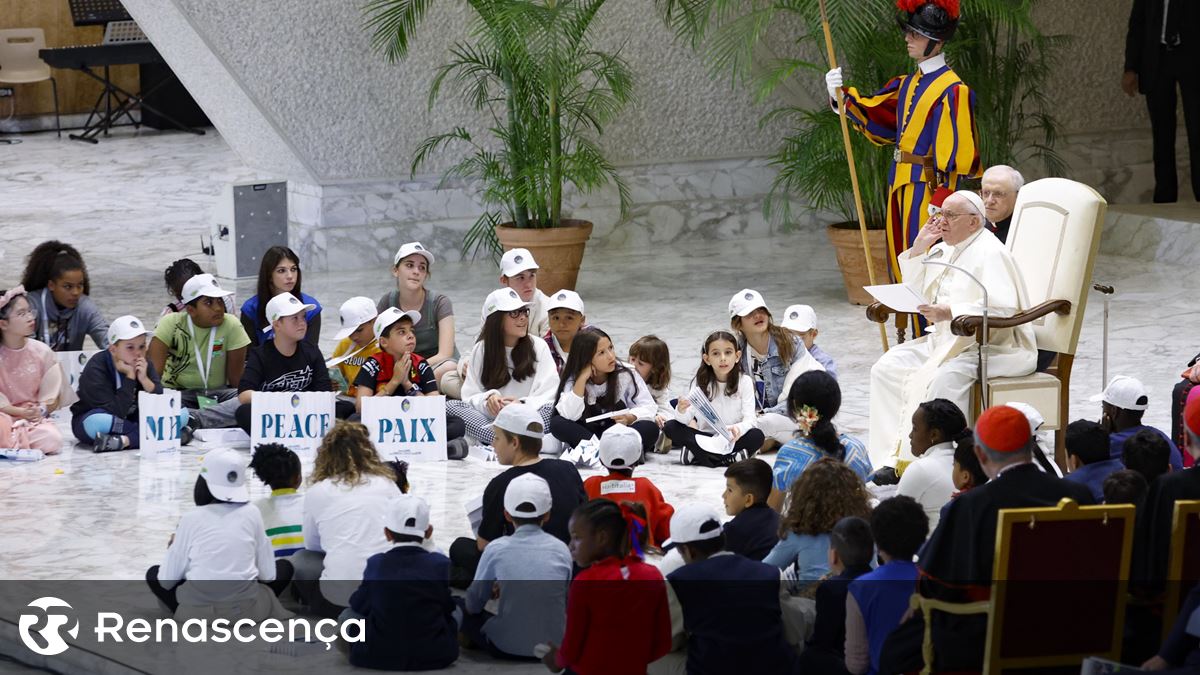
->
[500,248,538,277]
[482,288,530,321]
[107,315,149,344]
[493,402,545,439]
[181,273,233,305]
[334,296,379,340]
[663,503,725,547]
[504,473,553,518]
[374,307,421,340]
[393,241,435,267]
[547,289,585,315]
[599,424,642,470]
[1005,401,1044,431]
[781,304,817,332]
[200,449,250,503]
[1090,375,1149,411]
[728,289,768,318]
[264,293,315,331]
[384,494,431,538]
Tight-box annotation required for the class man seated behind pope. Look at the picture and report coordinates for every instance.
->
[868,190,1037,472]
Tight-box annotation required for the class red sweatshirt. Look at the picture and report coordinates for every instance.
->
[556,556,672,675]
[583,472,675,547]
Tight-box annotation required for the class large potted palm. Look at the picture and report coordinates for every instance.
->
[657,0,1066,304]
[365,0,634,293]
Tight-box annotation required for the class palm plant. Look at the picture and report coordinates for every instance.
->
[657,0,1067,228]
[364,0,634,259]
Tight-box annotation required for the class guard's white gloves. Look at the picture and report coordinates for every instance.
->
[825,67,843,102]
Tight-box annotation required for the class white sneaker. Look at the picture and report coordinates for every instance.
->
[0,448,44,461]
[679,446,692,466]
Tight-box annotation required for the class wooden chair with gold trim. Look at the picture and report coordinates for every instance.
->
[911,498,1135,674]
[1162,500,1200,642]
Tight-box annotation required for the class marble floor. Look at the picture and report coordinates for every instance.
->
[0,128,1197,673]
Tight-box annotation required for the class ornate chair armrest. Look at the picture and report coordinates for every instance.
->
[950,299,1073,340]
[866,302,897,324]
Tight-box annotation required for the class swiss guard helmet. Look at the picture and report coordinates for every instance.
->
[896,0,960,53]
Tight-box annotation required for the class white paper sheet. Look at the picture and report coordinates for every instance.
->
[863,283,929,314]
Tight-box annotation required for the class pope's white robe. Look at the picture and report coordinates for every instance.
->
[868,227,1037,469]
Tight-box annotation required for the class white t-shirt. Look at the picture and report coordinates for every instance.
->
[158,502,276,607]
[461,337,559,416]
[676,374,759,436]
[895,441,957,530]
[303,474,401,606]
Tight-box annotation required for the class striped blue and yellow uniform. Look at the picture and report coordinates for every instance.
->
[840,63,981,281]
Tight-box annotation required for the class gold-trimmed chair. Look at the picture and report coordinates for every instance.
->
[1162,499,1200,641]
[911,498,1134,674]
[868,178,1107,468]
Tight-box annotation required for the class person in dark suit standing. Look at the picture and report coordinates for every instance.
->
[1124,0,1200,203]
[878,405,1094,673]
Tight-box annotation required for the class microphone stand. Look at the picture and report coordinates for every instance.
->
[922,260,989,406]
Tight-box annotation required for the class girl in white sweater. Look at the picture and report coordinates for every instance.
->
[664,330,765,467]
[446,288,558,444]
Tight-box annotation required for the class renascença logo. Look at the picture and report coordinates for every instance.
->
[19,597,79,656]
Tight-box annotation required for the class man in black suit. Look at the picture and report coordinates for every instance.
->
[879,405,1094,673]
[1136,393,1200,593]
[1124,0,1200,203]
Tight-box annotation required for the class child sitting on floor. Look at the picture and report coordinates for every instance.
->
[800,516,874,675]
[781,304,837,379]
[344,494,459,671]
[71,315,189,451]
[721,458,781,561]
[0,286,73,456]
[583,424,674,548]
[628,335,673,453]
[543,290,589,372]
[328,296,380,399]
[462,473,573,660]
[249,442,305,557]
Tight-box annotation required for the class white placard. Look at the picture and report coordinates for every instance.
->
[250,391,336,452]
[360,395,447,462]
[56,350,99,391]
[863,283,929,314]
[138,390,183,455]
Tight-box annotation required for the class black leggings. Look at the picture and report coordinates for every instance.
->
[548,415,658,453]
[662,420,765,467]
[145,559,294,613]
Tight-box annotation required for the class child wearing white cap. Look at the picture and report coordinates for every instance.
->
[0,285,73,455]
[582,425,675,547]
[342,494,459,670]
[146,449,293,616]
[327,296,381,397]
[663,502,798,675]
[71,315,190,451]
[781,303,838,380]
[160,260,235,317]
[499,247,550,338]
[1095,375,1185,471]
[445,288,559,445]
[377,241,461,383]
[543,289,590,372]
[233,292,335,433]
[239,246,323,347]
[461,473,573,659]
[148,273,250,430]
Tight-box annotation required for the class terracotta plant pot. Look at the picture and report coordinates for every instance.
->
[826,223,891,305]
[496,219,594,294]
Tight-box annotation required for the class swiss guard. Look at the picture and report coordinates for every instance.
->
[824,0,981,282]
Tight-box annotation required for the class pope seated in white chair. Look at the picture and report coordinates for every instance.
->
[868,190,1038,472]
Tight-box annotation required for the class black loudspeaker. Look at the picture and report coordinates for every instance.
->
[139,62,211,130]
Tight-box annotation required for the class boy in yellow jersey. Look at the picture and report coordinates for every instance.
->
[327,297,381,411]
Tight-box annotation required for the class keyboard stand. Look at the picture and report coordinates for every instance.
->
[69,63,205,143]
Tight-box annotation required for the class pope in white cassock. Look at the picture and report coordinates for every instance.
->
[868,190,1037,470]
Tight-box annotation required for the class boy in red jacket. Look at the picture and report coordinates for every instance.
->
[583,424,674,548]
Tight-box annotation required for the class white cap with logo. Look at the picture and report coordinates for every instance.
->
[481,288,530,322]
[107,315,149,344]
[181,273,234,305]
[384,494,431,538]
[335,296,379,340]
[780,304,817,332]
[200,448,250,503]
[504,473,553,518]
[599,424,642,470]
[728,289,768,318]
[264,293,316,331]
[374,307,422,340]
[663,502,725,547]
[500,248,538,277]
[492,402,545,439]
[1090,375,1149,411]
[393,241,435,267]
[547,289,585,314]
[1005,401,1045,431]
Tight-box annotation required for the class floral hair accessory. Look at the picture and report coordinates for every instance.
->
[795,404,821,435]
[0,285,27,313]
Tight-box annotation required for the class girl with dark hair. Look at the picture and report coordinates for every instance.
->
[0,287,73,455]
[21,240,109,350]
[446,288,558,445]
[550,328,658,459]
[897,398,968,528]
[540,499,671,675]
[160,259,236,317]
[663,330,765,467]
[767,371,872,511]
[239,246,322,346]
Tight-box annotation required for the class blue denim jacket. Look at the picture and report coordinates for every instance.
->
[740,334,806,415]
